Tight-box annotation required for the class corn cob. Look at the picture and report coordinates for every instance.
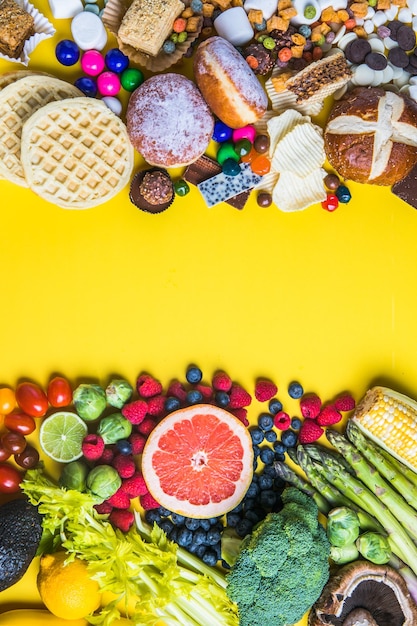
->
[351,386,417,473]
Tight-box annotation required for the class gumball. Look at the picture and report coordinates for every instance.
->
[97,71,121,96]
[55,39,80,66]
[217,142,239,166]
[81,50,105,76]
[74,76,97,97]
[213,120,233,143]
[232,125,256,144]
[121,68,144,91]
[222,158,241,176]
[105,48,129,73]
[102,96,123,116]
[336,184,351,203]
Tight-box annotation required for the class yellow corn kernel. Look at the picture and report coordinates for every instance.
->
[352,386,417,472]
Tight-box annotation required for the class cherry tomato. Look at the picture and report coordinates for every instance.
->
[4,411,36,436]
[15,382,48,417]
[0,445,11,462]
[0,462,22,493]
[0,387,16,414]
[47,376,72,407]
[1,431,27,454]
[14,444,40,469]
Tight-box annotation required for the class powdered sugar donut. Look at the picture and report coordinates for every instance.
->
[126,73,214,168]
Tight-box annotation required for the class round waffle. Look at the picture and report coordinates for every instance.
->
[21,97,134,209]
[0,74,82,187]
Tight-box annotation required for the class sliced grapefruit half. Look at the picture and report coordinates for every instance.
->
[141,404,254,518]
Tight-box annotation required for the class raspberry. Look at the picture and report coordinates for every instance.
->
[137,417,156,435]
[121,399,148,424]
[140,492,160,510]
[273,411,291,430]
[94,501,113,515]
[121,472,149,498]
[136,374,163,398]
[229,384,252,409]
[146,395,165,416]
[255,379,278,402]
[112,454,136,478]
[298,420,324,444]
[212,371,232,392]
[231,408,249,426]
[300,394,322,419]
[82,434,105,461]
[334,394,356,412]
[316,405,342,427]
[106,487,131,509]
[129,432,147,455]
[99,447,115,464]
[196,383,213,399]
[109,509,135,532]
[167,380,188,401]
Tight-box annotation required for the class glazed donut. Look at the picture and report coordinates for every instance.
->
[193,36,268,129]
[126,73,214,168]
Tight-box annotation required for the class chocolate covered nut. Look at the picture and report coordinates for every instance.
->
[365,52,388,71]
[345,38,372,64]
[388,46,409,68]
[397,25,416,51]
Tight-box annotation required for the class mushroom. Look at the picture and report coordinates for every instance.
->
[308,560,417,626]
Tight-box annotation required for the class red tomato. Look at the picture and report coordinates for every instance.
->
[1,432,27,454]
[0,445,11,462]
[15,382,48,417]
[0,462,22,493]
[4,412,36,436]
[15,445,40,469]
[47,376,72,407]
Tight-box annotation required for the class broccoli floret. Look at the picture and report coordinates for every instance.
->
[225,487,330,626]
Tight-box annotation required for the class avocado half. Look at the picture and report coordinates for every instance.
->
[0,498,43,591]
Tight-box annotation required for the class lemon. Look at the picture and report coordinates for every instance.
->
[39,411,87,462]
[37,552,101,620]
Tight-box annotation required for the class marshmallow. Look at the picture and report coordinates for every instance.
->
[244,0,278,20]
[214,7,254,46]
[49,0,83,19]
[71,11,107,50]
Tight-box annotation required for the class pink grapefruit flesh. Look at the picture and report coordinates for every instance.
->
[141,404,254,518]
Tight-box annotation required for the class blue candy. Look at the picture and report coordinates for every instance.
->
[213,120,233,143]
[55,39,80,66]
[105,48,129,73]
[74,76,97,97]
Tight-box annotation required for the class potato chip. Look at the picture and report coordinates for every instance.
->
[272,168,327,212]
[267,109,306,157]
[272,122,325,176]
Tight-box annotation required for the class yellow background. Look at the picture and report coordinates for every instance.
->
[2,2,417,624]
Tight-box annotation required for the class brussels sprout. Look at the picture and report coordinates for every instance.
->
[330,543,360,565]
[59,460,89,492]
[86,465,121,500]
[356,532,391,564]
[105,379,133,409]
[97,412,132,444]
[327,507,360,547]
[73,383,107,421]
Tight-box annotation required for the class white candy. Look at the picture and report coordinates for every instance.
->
[71,11,107,50]
[290,0,321,25]
[389,62,406,78]
[413,15,417,29]
[409,75,417,84]
[319,0,346,9]
[356,17,364,25]
[410,0,417,14]
[102,96,122,116]
[214,7,253,45]
[365,5,375,18]
[243,0,278,20]
[368,36,385,53]
[332,24,346,44]
[371,69,384,86]
[337,32,357,51]
[49,0,83,18]
[382,64,394,82]
[398,7,413,21]
[394,70,411,88]
[364,19,375,33]
[409,84,417,100]
[353,64,375,86]
[384,5,398,19]
[372,10,388,26]
[384,36,399,49]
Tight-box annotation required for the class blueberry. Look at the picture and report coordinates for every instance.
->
[215,390,230,407]
[157,506,172,517]
[265,429,277,443]
[291,417,302,430]
[258,474,274,490]
[230,502,243,513]
[262,464,277,477]
[253,458,258,471]
[281,429,298,448]
[250,427,264,445]
[187,389,203,404]
[243,497,257,511]
[186,366,203,384]
[185,518,201,531]
[245,481,259,498]
[195,545,207,559]
[252,444,261,458]
[258,413,274,431]
[226,512,241,527]
[116,439,132,455]
[273,441,287,455]
[177,527,193,547]
[165,396,181,412]
[288,381,304,399]
[206,529,222,545]
[269,398,283,414]
[202,549,218,566]
[171,513,185,525]
[145,509,161,524]
[235,518,253,537]
[199,519,211,531]
[244,510,261,524]
[193,530,207,545]
[260,446,275,465]
[158,518,174,535]
[274,452,286,462]
[208,516,222,526]
[260,489,277,508]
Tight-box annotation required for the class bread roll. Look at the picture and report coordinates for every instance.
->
[193,36,268,129]
[324,87,417,186]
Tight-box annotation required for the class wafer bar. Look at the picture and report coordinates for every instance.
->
[183,155,251,209]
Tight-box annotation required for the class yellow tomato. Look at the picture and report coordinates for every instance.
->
[0,388,16,414]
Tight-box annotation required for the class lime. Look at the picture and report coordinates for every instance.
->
[39,411,87,462]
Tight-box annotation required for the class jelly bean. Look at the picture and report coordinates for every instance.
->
[240,146,258,163]
[55,39,80,66]
[74,76,97,97]
[321,193,339,212]
[251,154,271,176]
[234,138,252,157]
[213,120,233,143]
[232,125,256,143]
[121,68,144,91]
[81,49,105,76]
[174,179,190,196]
[105,48,129,73]
[217,142,239,166]
[222,158,241,176]
[97,71,121,96]
[336,185,351,203]
[102,96,122,116]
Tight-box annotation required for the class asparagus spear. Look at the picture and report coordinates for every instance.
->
[346,421,417,509]
[326,429,417,542]
[273,460,330,515]
[302,445,417,575]
[380,448,417,489]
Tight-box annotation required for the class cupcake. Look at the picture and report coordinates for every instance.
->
[129,168,174,213]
